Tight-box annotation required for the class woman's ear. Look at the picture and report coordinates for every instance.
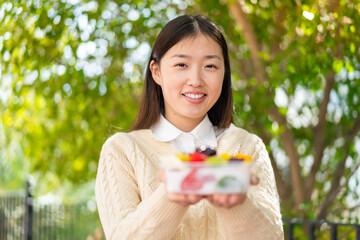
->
[150,60,161,85]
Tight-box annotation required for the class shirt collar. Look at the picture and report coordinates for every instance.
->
[151,114,217,147]
[191,115,217,148]
[151,114,183,142]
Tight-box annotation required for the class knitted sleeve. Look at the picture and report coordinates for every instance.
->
[215,137,284,239]
[95,133,187,240]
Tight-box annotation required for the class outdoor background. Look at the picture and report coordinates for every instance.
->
[1,0,359,239]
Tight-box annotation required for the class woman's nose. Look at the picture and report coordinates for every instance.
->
[187,68,204,87]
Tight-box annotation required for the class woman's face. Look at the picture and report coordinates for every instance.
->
[150,33,225,132]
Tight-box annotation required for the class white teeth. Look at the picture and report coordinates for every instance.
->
[183,93,205,99]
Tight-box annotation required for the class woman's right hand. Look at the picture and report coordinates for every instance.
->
[158,171,205,207]
[206,173,260,209]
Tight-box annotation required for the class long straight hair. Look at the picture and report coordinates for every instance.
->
[131,15,233,130]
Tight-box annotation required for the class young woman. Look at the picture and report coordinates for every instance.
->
[95,15,283,239]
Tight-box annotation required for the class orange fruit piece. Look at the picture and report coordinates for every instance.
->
[176,153,191,161]
[233,153,253,162]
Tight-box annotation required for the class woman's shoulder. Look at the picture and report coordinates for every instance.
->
[102,129,153,149]
[220,124,265,155]
[226,123,262,143]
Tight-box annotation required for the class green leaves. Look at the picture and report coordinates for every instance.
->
[208,0,360,222]
[332,59,343,73]
[0,0,177,194]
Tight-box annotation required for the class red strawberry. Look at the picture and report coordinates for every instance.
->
[189,152,207,162]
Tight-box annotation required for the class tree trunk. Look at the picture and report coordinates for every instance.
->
[225,0,265,84]
[306,71,335,199]
[317,116,360,219]
[224,0,307,207]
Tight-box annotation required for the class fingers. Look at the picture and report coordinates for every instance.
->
[166,193,205,207]
[229,194,244,205]
[206,174,258,208]
[187,194,204,204]
[250,173,260,185]
[167,193,189,207]
[157,171,165,182]
[207,193,247,209]
[160,172,205,207]
[167,191,249,208]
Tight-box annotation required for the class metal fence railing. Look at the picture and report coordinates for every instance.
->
[0,181,103,240]
[0,193,26,240]
[283,218,360,240]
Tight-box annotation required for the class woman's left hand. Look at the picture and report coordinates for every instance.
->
[206,173,260,209]
[158,171,205,207]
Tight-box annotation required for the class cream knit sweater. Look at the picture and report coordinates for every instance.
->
[95,124,284,239]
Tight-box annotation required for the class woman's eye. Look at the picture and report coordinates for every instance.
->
[176,63,187,68]
[206,64,217,69]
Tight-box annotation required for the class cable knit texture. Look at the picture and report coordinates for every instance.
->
[95,124,284,239]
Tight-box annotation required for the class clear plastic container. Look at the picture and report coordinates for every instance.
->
[164,161,252,194]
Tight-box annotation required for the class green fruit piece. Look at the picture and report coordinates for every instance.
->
[217,176,237,188]
[205,156,226,166]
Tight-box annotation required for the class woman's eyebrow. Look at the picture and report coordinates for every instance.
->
[170,54,222,60]
[170,54,191,58]
[205,55,222,60]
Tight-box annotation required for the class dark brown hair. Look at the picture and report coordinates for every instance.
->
[131,15,233,130]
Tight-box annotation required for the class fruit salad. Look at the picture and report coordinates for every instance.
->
[161,147,253,194]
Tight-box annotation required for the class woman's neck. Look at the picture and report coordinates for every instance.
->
[164,113,205,132]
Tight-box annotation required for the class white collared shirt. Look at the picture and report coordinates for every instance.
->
[151,114,227,154]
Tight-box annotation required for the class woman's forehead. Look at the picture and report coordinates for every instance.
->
[164,33,223,59]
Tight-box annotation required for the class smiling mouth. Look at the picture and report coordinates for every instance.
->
[182,93,206,99]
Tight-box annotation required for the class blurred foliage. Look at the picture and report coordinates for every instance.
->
[1,0,360,233]
[0,0,170,190]
[193,0,360,225]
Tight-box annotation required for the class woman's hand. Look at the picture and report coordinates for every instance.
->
[158,171,205,207]
[206,173,260,209]
[166,192,206,207]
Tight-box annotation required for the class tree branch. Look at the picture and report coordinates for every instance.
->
[349,115,360,137]
[317,158,360,219]
[307,4,344,199]
[257,127,290,201]
[331,203,360,216]
[269,149,292,201]
[269,107,306,206]
[270,7,286,56]
[316,115,360,219]
[328,0,340,12]
[306,71,335,199]
[225,0,266,84]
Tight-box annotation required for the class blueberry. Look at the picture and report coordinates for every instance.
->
[229,158,243,162]
[196,146,216,156]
